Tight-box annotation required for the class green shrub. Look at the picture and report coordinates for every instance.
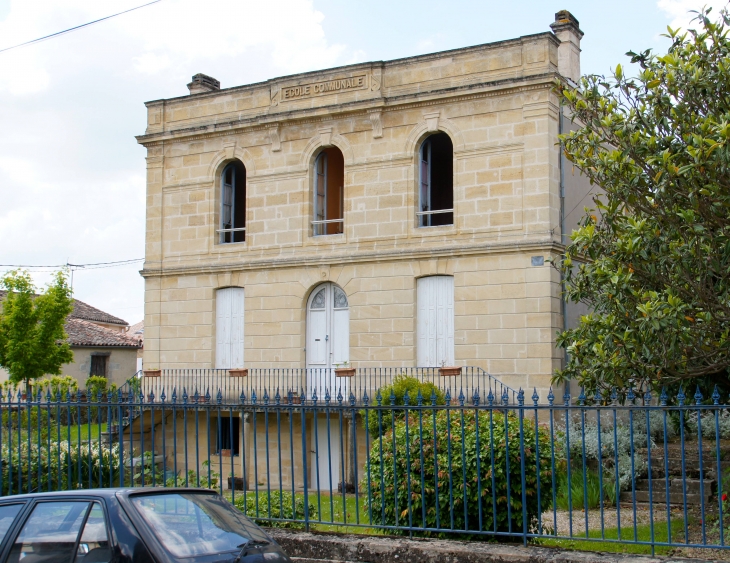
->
[85,376,108,399]
[2,406,56,441]
[160,460,219,489]
[0,441,121,495]
[233,490,317,529]
[361,376,446,439]
[363,409,552,538]
[555,467,616,511]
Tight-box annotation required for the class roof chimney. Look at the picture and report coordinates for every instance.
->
[550,10,583,84]
[187,73,220,95]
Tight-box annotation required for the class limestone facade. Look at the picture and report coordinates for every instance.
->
[137,12,589,396]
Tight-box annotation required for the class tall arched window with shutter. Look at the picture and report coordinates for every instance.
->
[418,133,453,227]
[312,147,344,236]
[219,161,246,243]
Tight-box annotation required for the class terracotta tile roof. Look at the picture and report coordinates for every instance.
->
[127,320,144,338]
[70,299,127,327]
[64,318,142,348]
[0,291,128,327]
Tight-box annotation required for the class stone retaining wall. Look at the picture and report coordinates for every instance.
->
[266,529,710,563]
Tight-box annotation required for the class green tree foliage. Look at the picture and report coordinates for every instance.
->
[363,410,552,538]
[0,270,74,385]
[554,9,730,394]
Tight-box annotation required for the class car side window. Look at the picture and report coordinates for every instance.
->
[76,502,111,563]
[7,501,89,563]
[0,505,23,544]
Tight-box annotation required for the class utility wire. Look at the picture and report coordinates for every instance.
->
[0,258,144,269]
[0,0,162,54]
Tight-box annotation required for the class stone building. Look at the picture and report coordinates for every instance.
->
[134,11,592,488]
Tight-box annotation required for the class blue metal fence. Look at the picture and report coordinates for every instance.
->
[0,382,729,555]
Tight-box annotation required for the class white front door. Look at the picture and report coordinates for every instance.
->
[417,276,454,367]
[215,287,245,369]
[306,283,349,399]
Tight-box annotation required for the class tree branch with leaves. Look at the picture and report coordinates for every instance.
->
[553,8,730,395]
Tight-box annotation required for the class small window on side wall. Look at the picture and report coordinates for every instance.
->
[90,355,108,377]
[313,147,344,236]
[219,161,246,243]
[418,132,453,227]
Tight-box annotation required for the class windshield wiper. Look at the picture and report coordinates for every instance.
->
[234,540,270,562]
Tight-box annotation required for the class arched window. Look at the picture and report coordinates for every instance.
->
[312,147,344,236]
[219,161,246,243]
[418,133,453,227]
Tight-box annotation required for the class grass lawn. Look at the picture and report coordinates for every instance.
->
[228,490,690,556]
[225,490,380,534]
[63,422,103,444]
[535,518,686,555]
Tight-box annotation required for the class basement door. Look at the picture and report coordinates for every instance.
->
[417,276,455,367]
[311,413,342,493]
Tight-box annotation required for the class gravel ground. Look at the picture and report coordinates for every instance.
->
[541,504,671,536]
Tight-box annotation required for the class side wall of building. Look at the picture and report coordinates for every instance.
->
[0,347,137,389]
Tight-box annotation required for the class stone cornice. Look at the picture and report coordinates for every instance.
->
[140,237,565,278]
[136,73,559,148]
[142,32,558,108]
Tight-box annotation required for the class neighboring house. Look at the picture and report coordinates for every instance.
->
[126,320,144,372]
[132,12,595,489]
[0,291,142,389]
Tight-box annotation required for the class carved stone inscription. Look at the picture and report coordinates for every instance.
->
[280,74,368,102]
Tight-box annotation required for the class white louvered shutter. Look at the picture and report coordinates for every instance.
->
[417,276,454,367]
[216,287,244,368]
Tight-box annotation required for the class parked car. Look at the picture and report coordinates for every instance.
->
[0,487,292,562]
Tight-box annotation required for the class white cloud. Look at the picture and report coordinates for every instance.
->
[133,52,170,75]
[657,0,729,29]
[0,0,356,323]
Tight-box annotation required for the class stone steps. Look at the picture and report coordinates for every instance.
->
[619,478,715,505]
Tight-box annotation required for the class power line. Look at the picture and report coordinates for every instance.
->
[0,258,144,269]
[0,0,162,54]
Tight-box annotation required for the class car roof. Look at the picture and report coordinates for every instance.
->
[0,487,219,502]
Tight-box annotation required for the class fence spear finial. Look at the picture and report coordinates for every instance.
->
[593,388,603,405]
[677,387,686,407]
[660,386,668,406]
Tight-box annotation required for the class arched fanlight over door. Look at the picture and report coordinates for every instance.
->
[306,283,349,370]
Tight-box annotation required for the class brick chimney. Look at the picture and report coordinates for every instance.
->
[187,73,220,95]
[550,10,583,84]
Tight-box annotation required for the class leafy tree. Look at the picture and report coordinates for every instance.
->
[0,270,74,386]
[553,8,730,395]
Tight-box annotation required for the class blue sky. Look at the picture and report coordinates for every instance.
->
[0,0,722,323]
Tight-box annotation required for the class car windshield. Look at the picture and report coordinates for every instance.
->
[131,493,268,559]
